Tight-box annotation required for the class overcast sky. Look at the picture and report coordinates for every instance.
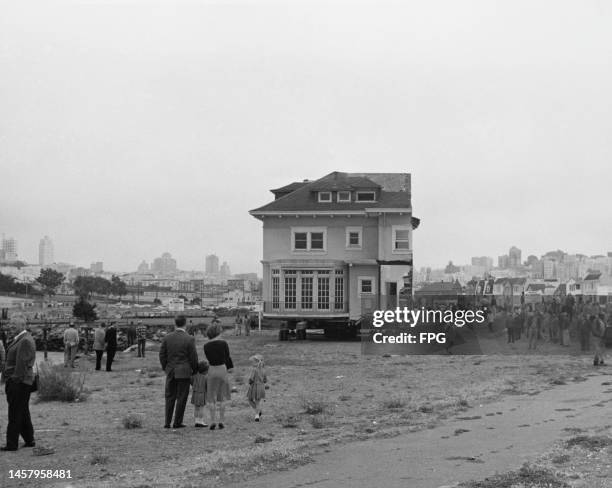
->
[2,0,611,274]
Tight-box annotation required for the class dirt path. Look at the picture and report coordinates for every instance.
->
[227,369,612,488]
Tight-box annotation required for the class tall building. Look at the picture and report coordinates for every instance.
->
[90,262,104,274]
[220,261,231,277]
[498,255,510,269]
[151,252,177,276]
[137,260,150,273]
[1,236,18,262]
[471,256,493,270]
[508,246,522,268]
[39,236,54,266]
[205,254,219,275]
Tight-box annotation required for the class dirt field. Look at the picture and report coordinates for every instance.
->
[0,330,600,488]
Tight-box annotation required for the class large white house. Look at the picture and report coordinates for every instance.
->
[250,171,419,334]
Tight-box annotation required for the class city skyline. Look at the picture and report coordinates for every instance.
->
[3,1,612,273]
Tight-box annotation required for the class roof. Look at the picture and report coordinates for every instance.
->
[415,281,462,295]
[584,272,602,281]
[251,171,413,214]
[527,283,546,292]
[270,181,309,196]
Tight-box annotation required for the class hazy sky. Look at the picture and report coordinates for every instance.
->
[2,0,611,273]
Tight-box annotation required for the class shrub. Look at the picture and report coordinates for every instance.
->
[299,394,334,415]
[90,453,110,465]
[309,414,329,429]
[381,397,406,410]
[36,362,86,402]
[123,413,144,429]
[276,412,300,428]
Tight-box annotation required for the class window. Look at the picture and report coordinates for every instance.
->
[291,227,327,252]
[356,191,376,202]
[334,277,344,310]
[338,191,351,202]
[318,192,332,202]
[310,232,324,250]
[301,276,313,309]
[317,277,330,309]
[392,225,410,252]
[285,276,296,309]
[272,275,279,309]
[294,232,308,250]
[345,226,363,249]
[358,277,375,295]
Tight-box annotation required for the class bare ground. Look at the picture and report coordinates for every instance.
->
[0,330,602,487]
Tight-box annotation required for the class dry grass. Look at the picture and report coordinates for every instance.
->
[36,361,87,402]
[2,331,596,487]
[123,413,145,429]
[460,463,569,488]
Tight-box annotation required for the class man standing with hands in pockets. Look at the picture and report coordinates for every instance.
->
[159,315,198,429]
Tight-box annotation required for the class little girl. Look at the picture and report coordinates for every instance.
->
[247,354,267,421]
[191,360,209,427]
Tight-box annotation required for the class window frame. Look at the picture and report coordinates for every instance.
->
[318,191,332,202]
[392,225,411,254]
[337,191,351,202]
[356,191,376,202]
[358,276,376,296]
[291,227,327,253]
[345,226,363,250]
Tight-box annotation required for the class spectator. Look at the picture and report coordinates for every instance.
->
[105,323,118,372]
[136,321,147,358]
[1,316,36,451]
[203,323,233,430]
[159,315,198,429]
[93,322,106,371]
[127,322,137,348]
[63,323,79,368]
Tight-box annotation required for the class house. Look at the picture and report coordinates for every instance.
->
[415,280,462,307]
[249,171,419,333]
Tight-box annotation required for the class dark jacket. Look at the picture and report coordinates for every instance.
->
[4,331,36,385]
[105,326,117,349]
[159,329,198,379]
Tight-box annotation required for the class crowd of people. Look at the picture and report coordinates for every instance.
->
[0,313,267,452]
[491,299,611,366]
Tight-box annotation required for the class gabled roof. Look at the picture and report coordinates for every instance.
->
[527,283,546,292]
[251,171,412,214]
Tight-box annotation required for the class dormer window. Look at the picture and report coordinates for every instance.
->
[356,191,376,202]
[318,192,332,202]
[337,191,351,202]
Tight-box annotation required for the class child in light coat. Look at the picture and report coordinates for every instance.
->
[247,354,267,421]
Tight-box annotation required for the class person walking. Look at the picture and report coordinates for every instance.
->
[105,323,117,372]
[1,317,36,451]
[203,323,234,430]
[93,322,106,371]
[159,315,198,429]
[63,323,79,368]
[136,321,147,358]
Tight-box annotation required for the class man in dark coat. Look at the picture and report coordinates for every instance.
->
[159,315,198,429]
[105,323,118,372]
[2,316,36,451]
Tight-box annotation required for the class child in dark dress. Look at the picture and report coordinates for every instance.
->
[191,361,209,427]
